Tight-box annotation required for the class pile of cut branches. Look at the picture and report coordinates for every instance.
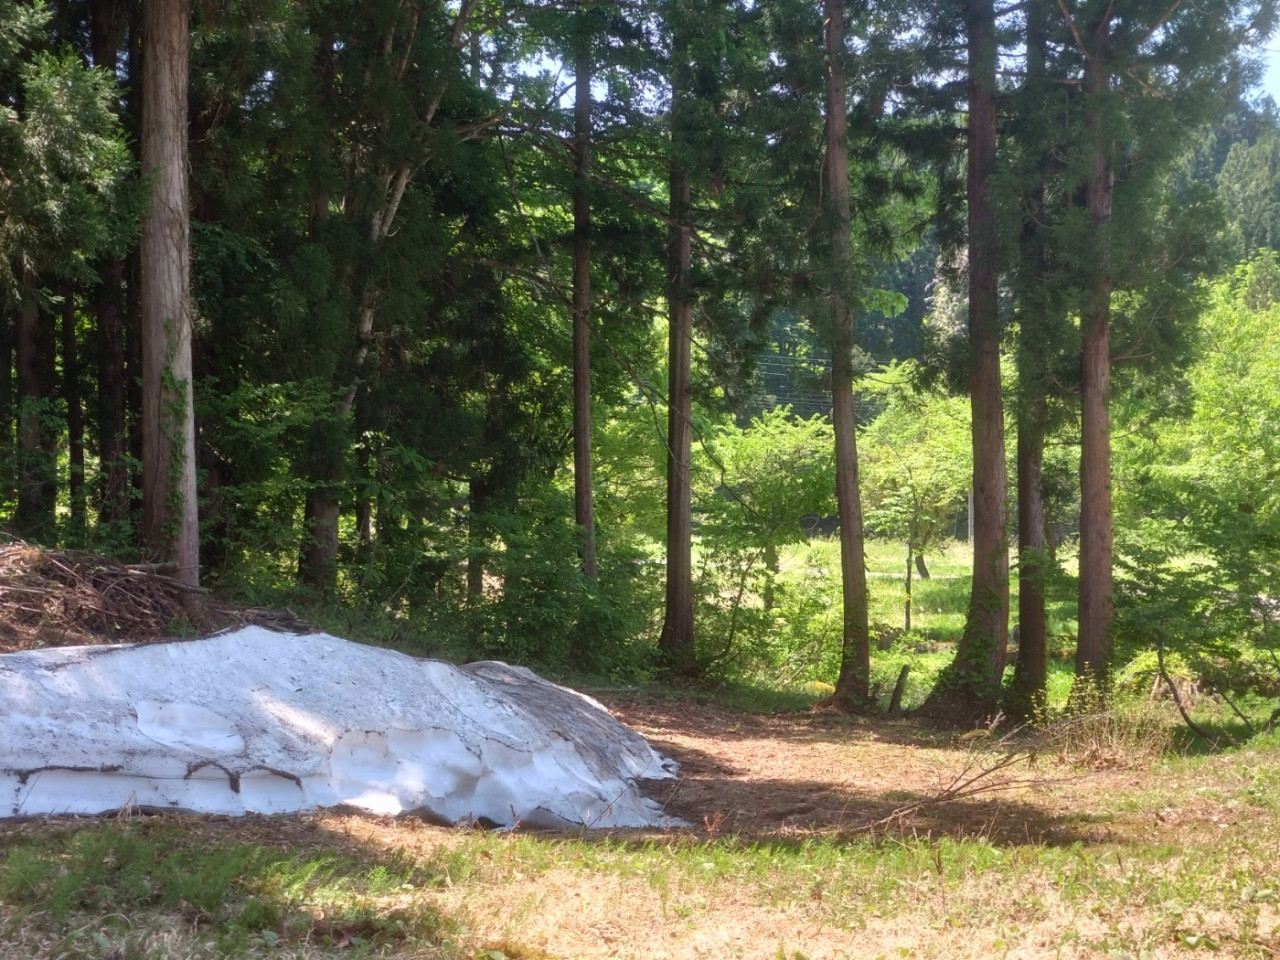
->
[0,542,310,653]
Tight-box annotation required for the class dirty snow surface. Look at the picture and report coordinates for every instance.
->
[0,628,679,828]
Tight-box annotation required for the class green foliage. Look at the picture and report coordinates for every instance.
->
[859,363,969,600]
[0,8,135,293]
[1115,255,1280,729]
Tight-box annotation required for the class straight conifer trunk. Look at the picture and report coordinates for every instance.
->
[659,160,695,662]
[1010,398,1048,715]
[960,0,1008,691]
[95,257,130,529]
[924,0,1007,716]
[825,0,872,708]
[62,290,86,539]
[90,0,130,531]
[14,278,58,539]
[572,34,597,581]
[140,0,200,586]
[1008,0,1051,718]
[1076,20,1115,687]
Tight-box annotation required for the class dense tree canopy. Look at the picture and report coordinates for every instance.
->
[1,0,1279,722]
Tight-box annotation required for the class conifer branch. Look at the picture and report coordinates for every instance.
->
[1054,0,1092,63]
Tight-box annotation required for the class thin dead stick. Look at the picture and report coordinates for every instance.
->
[1157,631,1229,747]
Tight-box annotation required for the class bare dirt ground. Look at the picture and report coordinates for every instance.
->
[601,692,1079,842]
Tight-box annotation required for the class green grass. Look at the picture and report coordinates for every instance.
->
[0,821,455,959]
[8,738,1280,959]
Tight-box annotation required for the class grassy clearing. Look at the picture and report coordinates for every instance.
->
[4,707,1280,959]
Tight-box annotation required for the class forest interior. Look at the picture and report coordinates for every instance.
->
[5,0,1280,956]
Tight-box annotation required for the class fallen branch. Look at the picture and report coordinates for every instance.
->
[1157,631,1229,748]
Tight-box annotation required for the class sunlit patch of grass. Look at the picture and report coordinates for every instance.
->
[6,728,1280,959]
[0,820,457,959]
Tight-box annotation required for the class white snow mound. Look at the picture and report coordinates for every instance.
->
[0,628,681,828]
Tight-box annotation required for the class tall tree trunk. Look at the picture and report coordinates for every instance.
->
[904,544,913,632]
[826,0,872,709]
[14,278,58,540]
[62,288,86,540]
[467,478,487,604]
[659,159,695,665]
[926,0,1008,716]
[572,30,597,581]
[1006,0,1051,720]
[126,250,145,533]
[1076,20,1115,689]
[659,10,695,666]
[92,0,136,534]
[0,309,11,508]
[95,256,130,529]
[140,0,199,586]
[1009,395,1049,717]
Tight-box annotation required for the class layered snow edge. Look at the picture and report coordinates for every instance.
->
[0,628,681,829]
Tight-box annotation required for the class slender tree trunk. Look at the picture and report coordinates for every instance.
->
[1006,0,1051,721]
[826,0,872,708]
[89,0,131,535]
[126,250,145,532]
[1009,396,1049,717]
[763,540,779,612]
[659,159,696,664]
[0,310,11,506]
[140,0,199,586]
[572,31,597,581]
[62,288,86,540]
[95,256,130,529]
[915,553,931,580]
[14,279,58,540]
[1076,21,1115,689]
[927,0,1008,716]
[905,544,913,633]
[467,478,486,603]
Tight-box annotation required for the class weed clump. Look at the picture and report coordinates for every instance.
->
[1033,678,1175,769]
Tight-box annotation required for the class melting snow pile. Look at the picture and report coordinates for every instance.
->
[0,627,680,828]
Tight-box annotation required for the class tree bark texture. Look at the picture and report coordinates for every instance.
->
[1076,19,1115,687]
[1010,396,1049,717]
[826,0,872,708]
[95,256,131,529]
[141,0,200,586]
[1006,0,1051,718]
[659,159,695,662]
[955,0,1009,702]
[62,289,86,539]
[14,279,58,539]
[572,34,597,581]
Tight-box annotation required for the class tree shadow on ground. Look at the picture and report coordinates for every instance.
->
[603,691,956,750]
[624,734,1111,849]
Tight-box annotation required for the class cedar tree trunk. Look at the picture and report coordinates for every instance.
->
[1076,19,1115,688]
[140,0,200,586]
[826,0,873,708]
[572,33,597,580]
[659,158,695,665]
